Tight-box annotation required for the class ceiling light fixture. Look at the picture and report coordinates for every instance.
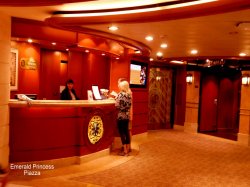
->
[52,42,56,45]
[242,74,250,86]
[145,36,153,41]
[156,52,163,57]
[191,49,198,54]
[150,58,154,61]
[160,43,168,48]
[85,49,90,53]
[27,38,33,43]
[186,73,193,84]
[108,25,118,31]
[239,52,247,56]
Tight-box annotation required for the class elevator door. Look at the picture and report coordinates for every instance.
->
[199,71,240,135]
[199,74,218,131]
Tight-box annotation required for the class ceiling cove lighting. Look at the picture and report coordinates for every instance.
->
[59,0,217,17]
[108,25,118,31]
[145,36,153,41]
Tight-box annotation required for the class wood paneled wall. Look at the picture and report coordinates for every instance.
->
[10,41,40,99]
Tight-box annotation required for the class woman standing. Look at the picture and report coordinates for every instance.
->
[60,79,79,100]
[115,80,132,156]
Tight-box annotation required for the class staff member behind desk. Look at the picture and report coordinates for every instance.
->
[60,79,80,100]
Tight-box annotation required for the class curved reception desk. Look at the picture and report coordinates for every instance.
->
[9,99,117,163]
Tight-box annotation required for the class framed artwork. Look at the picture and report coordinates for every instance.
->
[10,48,18,91]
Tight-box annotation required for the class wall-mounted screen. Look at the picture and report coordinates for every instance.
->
[130,61,148,88]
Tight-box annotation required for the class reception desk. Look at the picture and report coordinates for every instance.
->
[9,99,117,162]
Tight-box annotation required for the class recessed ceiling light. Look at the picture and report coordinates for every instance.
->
[145,36,153,41]
[156,52,163,57]
[116,57,120,60]
[191,49,198,54]
[108,25,118,31]
[27,38,33,43]
[52,42,56,45]
[85,49,89,53]
[66,48,69,51]
[150,58,154,61]
[101,53,106,56]
[239,52,247,56]
[160,43,168,48]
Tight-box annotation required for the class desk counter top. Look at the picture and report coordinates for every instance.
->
[9,99,115,108]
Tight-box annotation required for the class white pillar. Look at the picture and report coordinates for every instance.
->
[0,13,11,169]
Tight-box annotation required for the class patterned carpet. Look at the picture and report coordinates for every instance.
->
[71,130,250,187]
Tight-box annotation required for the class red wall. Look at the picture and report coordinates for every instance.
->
[68,51,111,99]
[132,89,149,134]
[40,49,67,100]
[109,56,130,92]
[11,44,112,100]
[10,41,40,99]
[82,53,111,99]
[67,51,84,99]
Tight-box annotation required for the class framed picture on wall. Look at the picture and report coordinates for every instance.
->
[10,48,18,91]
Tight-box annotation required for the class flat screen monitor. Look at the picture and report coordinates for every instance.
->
[130,61,148,88]
[92,85,102,100]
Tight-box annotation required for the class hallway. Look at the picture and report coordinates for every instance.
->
[6,129,250,187]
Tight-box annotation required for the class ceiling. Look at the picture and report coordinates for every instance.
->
[1,0,250,64]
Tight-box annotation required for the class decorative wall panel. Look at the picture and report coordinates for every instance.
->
[148,68,173,129]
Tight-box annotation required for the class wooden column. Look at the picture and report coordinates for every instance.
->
[184,71,200,133]
[0,13,11,169]
[238,71,250,146]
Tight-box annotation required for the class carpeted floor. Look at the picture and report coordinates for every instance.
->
[71,130,250,187]
[6,129,250,187]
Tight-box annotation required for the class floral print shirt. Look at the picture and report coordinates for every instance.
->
[115,91,132,120]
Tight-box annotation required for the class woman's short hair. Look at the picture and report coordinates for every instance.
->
[118,80,130,92]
